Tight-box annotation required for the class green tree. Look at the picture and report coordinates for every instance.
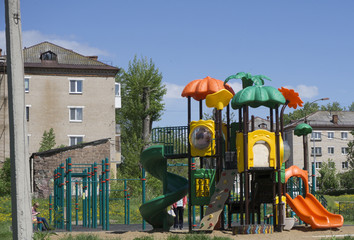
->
[116,56,166,184]
[348,102,354,111]
[320,101,344,111]
[347,130,354,169]
[0,158,11,195]
[338,170,354,190]
[283,102,320,125]
[317,159,339,191]
[38,128,56,152]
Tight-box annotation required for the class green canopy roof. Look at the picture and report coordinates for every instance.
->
[231,85,286,109]
[294,123,313,136]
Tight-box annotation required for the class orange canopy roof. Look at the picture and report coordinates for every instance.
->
[181,76,235,101]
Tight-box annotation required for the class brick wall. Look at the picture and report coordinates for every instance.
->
[31,139,111,198]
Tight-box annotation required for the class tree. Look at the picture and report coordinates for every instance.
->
[116,56,167,182]
[347,130,354,169]
[349,102,354,111]
[317,159,339,191]
[338,170,354,190]
[283,102,320,125]
[38,128,56,152]
[0,158,11,195]
[320,101,344,111]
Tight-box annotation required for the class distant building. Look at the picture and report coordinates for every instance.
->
[0,42,121,178]
[284,111,354,189]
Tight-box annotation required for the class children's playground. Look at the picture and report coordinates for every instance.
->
[49,73,350,238]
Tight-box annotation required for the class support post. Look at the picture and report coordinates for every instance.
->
[5,0,32,238]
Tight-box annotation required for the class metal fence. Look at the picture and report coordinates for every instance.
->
[151,126,189,158]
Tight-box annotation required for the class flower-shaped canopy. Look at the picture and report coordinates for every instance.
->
[278,87,303,109]
[229,74,285,109]
[294,123,313,136]
[181,76,235,101]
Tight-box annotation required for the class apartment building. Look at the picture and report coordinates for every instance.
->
[0,42,121,174]
[284,111,354,188]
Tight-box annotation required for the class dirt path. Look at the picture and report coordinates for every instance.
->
[51,225,354,240]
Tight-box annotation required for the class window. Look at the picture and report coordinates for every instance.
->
[26,106,30,122]
[69,79,83,94]
[341,132,348,140]
[342,147,349,155]
[342,162,348,169]
[40,51,57,61]
[69,107,83,122]
[315,162,322,169]
[311,147,322,156]
[115,83,120,96]
[24,77,29,92]
[328,147,334,155]
[311,132,322,141]
[327,132,334,139]
[69,136,84,146]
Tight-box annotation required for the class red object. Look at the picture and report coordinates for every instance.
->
[172,196,188,209]
[181,76,235,101]
[278,87,303,109]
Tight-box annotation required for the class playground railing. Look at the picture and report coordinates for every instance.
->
[151,126,188,158]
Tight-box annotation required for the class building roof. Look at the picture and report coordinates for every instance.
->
[30,138,110,158]
[2,42,119,76]
[285,111,354,130]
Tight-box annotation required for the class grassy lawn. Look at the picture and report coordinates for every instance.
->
[324,194,354,225]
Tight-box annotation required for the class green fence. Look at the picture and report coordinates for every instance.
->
[151,126,188,158]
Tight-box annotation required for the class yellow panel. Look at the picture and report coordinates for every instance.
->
[236,129,284,172]
[189,120,215,157]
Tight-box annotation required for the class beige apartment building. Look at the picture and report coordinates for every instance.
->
[284,111,354,189]
[0,42,121,175]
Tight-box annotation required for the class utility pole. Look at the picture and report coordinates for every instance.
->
[5,0,33,239]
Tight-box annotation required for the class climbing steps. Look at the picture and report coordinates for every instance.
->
[199,169,237,231]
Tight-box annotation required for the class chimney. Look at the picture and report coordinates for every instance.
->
[332,114,338,124]
[87,56,98,61]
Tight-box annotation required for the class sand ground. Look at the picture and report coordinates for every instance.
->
[50,225,354,240]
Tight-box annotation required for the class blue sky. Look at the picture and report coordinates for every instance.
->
[1,1,353,127]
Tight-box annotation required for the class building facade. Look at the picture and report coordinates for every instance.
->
[0,42,121,176]
[284,111,354,189]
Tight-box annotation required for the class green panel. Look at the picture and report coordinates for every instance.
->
[275,163,286,183]
[191,169,216,205]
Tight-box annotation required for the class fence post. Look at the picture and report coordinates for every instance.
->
[105,158,110,230]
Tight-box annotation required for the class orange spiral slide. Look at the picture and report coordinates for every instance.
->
[285,165,343,229]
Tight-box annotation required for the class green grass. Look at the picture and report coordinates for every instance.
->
[324,194,354,225]
[0,221,12,240]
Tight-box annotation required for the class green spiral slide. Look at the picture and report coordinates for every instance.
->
[139,145,188,230]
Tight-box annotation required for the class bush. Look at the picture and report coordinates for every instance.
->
[338,170,354,190]
[0,158,11,196]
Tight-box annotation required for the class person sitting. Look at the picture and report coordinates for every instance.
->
[32,202,50,230]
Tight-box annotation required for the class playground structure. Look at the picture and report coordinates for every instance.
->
[49,72,344,234]
[53,157,110,231]
[139,73,344,233]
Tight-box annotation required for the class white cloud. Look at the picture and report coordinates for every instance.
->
[164,82,185,99]
[284,84,319,99]
[0,30,109,57]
